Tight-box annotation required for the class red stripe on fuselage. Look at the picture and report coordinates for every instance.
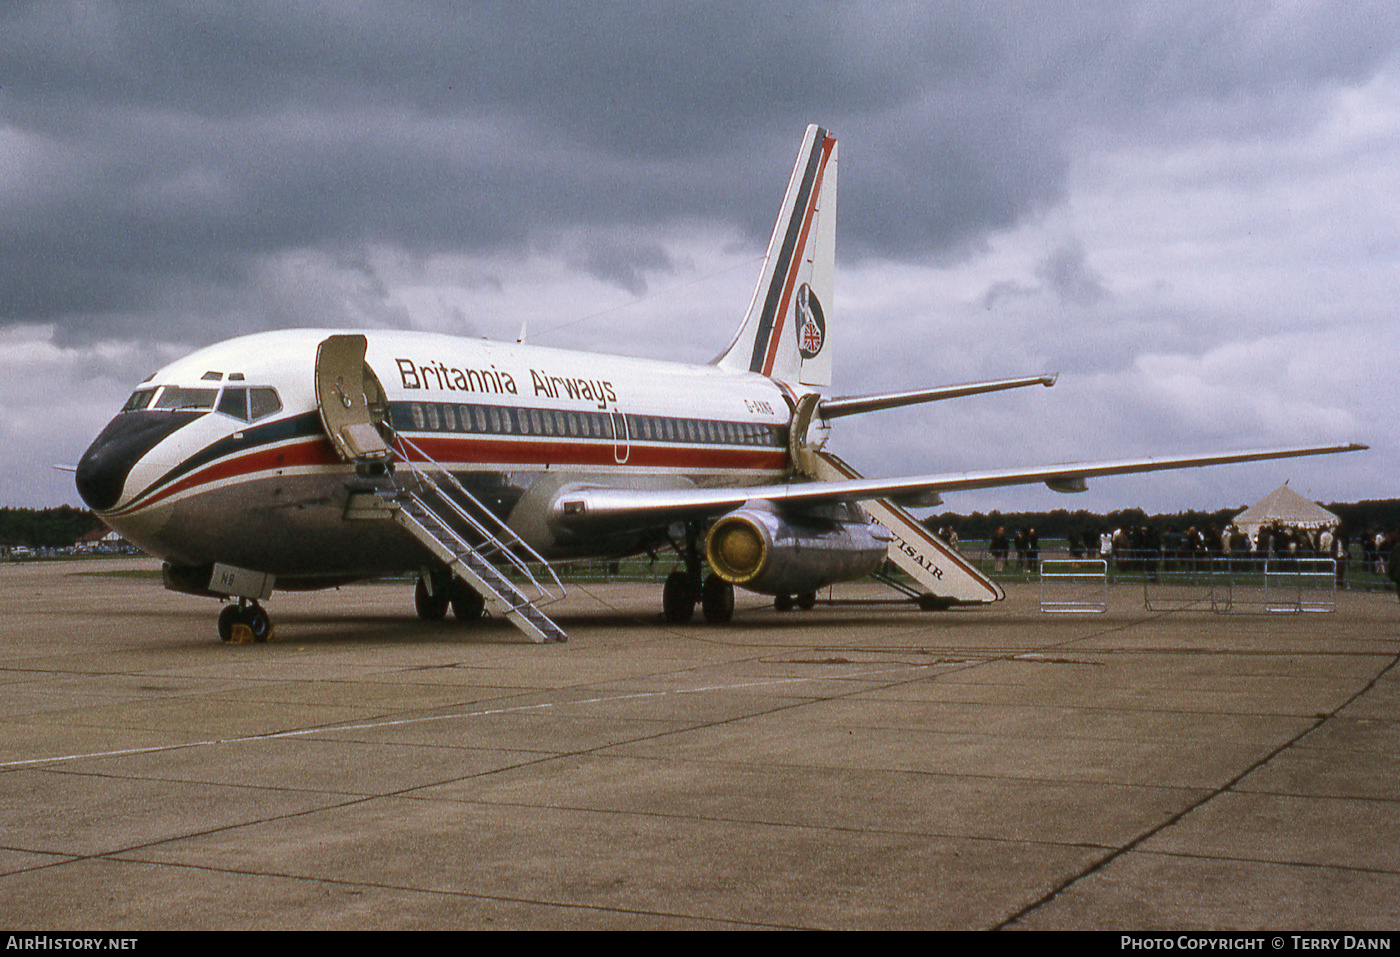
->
[109,437,342,517]
[110,433,788,519]
[407,434,787,472]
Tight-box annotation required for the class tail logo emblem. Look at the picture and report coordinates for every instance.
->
[795,283,825,359]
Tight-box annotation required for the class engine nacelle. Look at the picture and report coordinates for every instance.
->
[704,501,893,596]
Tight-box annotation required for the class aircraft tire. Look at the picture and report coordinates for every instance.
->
[796,591,817,611]
[219,603,272,642]
[918,594,954,611]
[774,593,794,612]
[415,578,449,621]
[701,574,734,624]
[217,604,240,643]
[451,581,486,621]
[662,571,695,623]
[246,603,272,642]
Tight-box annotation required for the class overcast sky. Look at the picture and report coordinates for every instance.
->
[3,1,1395,515]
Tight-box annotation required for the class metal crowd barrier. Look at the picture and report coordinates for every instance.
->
[1031,554,1338,615]
[1039,560,1108,613]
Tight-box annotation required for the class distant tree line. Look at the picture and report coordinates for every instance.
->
[924,500,1400,542]
[4,497,1400,552]
[0,506,104,548]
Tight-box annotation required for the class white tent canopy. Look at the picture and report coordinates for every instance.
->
[1232,483,1340,539]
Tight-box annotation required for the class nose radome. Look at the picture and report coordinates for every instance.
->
[75,412,198,511]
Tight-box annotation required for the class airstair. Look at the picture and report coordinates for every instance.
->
[346,433,568,644]
[809,449,1003,605]
[316,333,566,643]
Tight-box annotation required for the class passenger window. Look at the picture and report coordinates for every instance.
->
[217,387,250,421]
[249,389,282,421]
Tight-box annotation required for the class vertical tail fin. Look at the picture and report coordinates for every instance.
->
[715,124,838,389]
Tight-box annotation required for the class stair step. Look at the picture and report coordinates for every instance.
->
[384,487,567,644]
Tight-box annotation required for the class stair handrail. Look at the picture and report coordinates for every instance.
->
[385,428,566,605]
[401,502,556,619]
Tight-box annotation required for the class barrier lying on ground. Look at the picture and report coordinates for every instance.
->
[1184,557,1337,614]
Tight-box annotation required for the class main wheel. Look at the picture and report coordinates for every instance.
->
[451,581,486,621]
[796,591,817,610]
[415,577,449,621]
[774,593,795,612]
[662,570,696,623]
[701,574,734,624]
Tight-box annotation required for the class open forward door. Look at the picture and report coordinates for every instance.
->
[315,334,392,466]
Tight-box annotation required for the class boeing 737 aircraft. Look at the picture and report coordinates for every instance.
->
[75,126,1365,642]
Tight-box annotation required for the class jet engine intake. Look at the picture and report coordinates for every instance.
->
[704,502,892,596]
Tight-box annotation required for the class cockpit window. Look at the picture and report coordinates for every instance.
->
[151,387,218,411]
[121,388,158,412]
[216,386,282,423]
[249,387,282,421]
[217,387,250,421]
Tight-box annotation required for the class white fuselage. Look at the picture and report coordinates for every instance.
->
[78,329,794,584]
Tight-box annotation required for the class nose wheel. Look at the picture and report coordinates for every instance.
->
[217,600,272,643]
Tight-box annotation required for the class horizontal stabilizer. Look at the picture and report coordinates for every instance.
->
[818,374,1056,419]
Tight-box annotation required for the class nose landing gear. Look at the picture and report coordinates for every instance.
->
[217,600,272,643]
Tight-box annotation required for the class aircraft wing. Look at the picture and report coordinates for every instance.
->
[553,442,1366,531]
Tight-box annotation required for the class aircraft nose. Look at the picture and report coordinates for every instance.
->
[75,412,196,511]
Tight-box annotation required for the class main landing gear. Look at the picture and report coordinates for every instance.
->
[773,591,818,612]
[662,522,734,624]
[217,600,272,643]
[663,570,735,624]
[414,572,486,623]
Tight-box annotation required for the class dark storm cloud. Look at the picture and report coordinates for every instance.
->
[3,1,1400,342]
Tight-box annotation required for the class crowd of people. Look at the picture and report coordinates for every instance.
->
[968,522,1400,589]
[986,526,1039,572]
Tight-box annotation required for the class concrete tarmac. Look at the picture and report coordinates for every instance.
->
[1,558,1398,930]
